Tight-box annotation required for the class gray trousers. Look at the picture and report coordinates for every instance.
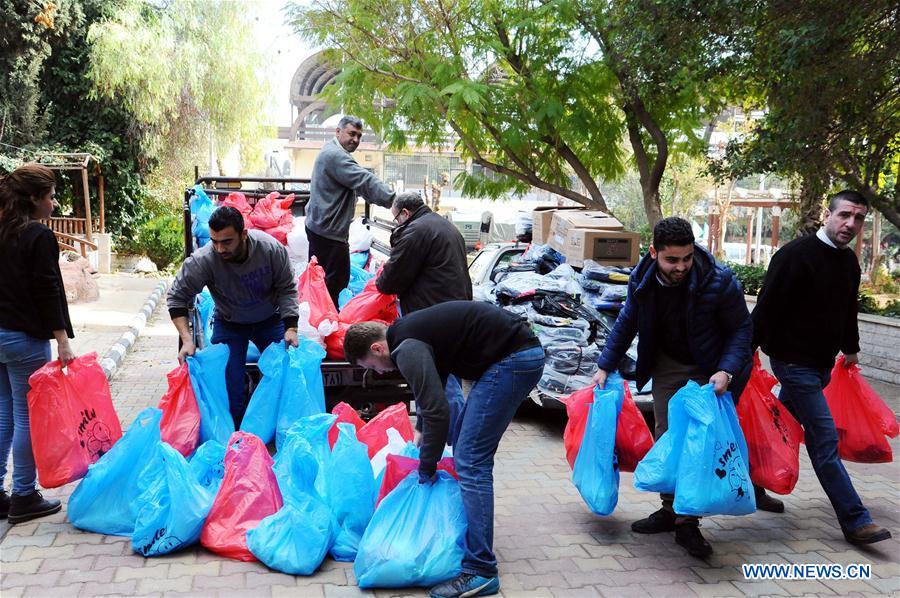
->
[650,351,707,525]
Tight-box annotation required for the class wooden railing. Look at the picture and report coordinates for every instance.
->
[41,217,101,238]
[54,232,98,258]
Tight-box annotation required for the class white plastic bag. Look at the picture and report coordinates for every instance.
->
[348,218,373,253]
[287,217,309,263]
[370,428,407,478]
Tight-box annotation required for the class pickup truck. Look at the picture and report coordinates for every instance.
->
[468,241,653,420]
[181,175,412,420]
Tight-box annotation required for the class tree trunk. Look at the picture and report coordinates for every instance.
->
[797,168,829,235]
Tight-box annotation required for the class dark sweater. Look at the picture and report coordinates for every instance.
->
[752,234,861,369]
[653,277,694,364]
[386,301,539,474]
[0,222,73,340]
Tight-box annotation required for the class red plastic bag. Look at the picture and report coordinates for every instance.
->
[329,401,366,448]
[27,353,123,488]
[157,363,201,457]
[737,354,803,493]
[262,223,292,245]
[338,277,398,325]
[561,385,594,470]
[357,403,415,459]
[201,432,283,561]
[615,384,654,473]
[297,256,339,328]
[824,356,898,463]
[324,322,349,360]
[375,454,457,506]
[221,192,254,230]
[250,192,294,229]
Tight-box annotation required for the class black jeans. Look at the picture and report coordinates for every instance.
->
[306,227,350,308]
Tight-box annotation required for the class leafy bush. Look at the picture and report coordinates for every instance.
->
[131,215,184,270]
[858,287,880,315]
[726,262,767,296]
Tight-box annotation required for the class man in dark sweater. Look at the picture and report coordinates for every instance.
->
[344,302,545,598]
[753,190,891,546]
[592,216,772,558]
[307,115,395,306]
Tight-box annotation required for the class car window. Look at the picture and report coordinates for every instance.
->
[489,249,526,281]
[468,250,492,283]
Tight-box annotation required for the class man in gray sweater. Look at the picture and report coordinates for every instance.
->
[307,115,395,306]
[168,206,299,427]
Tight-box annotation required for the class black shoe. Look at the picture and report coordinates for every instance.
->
[631,508,677,534]
[675,523,713,558]
[0,489,9,519]
[754,488,785,513]
[843,524,892,546]
[429,573,500,598]
[7,490,61,525]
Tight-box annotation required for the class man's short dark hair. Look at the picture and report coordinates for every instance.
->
[208,206,245,233]
[393,191,424,214]
[828,190,869,212]
[338,115,364,130]
[343,321,387,365]
[653,216,694,250]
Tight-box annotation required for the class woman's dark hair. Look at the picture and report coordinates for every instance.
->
[0,163,56,243]
[208,206,245,233]
[652,216,695,251]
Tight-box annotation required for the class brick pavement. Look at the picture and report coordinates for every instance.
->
[2,300,899,597]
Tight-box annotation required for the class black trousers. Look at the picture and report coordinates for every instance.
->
[306,227,350,308]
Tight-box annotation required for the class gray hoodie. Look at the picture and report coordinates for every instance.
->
[167,229,298,326]
[307,138,395,242]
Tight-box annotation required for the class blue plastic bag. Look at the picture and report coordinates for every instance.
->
[69,408,163,536]
[674,383,756,516]
[633,386,690,494]
[247,495,335,575]
[240,343,287,444]
[191,185,215,248]
[189,440,226,494]
[274,414,336,503]
[196,288,215,342]
[186,344,234,444]
[354,471,466,588]
[132,443,216,556]
[572,383,624,516]
[275,339,327,450]
[338,265,374,308]
[350,250,369,269]
[326,424,376,561]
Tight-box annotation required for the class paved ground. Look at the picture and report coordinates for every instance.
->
[2,288,899,597]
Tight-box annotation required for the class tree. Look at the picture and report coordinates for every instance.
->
[86,0,273,193]
[718,0,900,231]
[288,0,735,226]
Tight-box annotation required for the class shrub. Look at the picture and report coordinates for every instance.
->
[132,215,184,270]
[858,287,880,315]
[726,262,767,296]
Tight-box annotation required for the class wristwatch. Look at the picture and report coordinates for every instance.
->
[722,371,733,386]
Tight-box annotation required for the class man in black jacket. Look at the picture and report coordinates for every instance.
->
[375,192,472,314]
[344,302,545,598]
[753,190,891,546]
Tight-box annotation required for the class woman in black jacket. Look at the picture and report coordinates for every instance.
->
[0,163,75,524]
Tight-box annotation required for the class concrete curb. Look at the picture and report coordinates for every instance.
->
[100,278,170,380]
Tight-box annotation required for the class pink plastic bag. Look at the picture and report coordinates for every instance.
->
[357,403,414,459]
[297,256,339,328]
[27,353,123,488]
[221,192,254,230]
[250,192,294,229]
[338,277,398,325]
[329,402,365,448]
[201,432,283,561]
[157,363,201,457]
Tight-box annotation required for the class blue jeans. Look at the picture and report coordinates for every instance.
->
[454,345,545,578]
[0,328,51,495]
[770,358,872,532]
[211,314,284,428]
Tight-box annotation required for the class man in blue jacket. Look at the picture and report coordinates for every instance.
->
[592,216,772,557]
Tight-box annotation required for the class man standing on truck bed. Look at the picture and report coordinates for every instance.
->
[168,206,299,428]
[343,301,545,598]
[307,115,395,307]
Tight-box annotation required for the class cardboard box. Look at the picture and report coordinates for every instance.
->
[557,228,641,268]
[531,206,582,244]
[548,210,624,248]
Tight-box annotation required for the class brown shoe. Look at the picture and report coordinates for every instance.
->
[843,524,892,545]
[754,488,785,513]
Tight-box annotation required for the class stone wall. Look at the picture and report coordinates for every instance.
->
[746,295,900,384]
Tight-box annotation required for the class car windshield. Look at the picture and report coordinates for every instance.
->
[468,250,492,283]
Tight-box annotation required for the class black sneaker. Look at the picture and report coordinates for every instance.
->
[0,489,9,519]
[675,523,713,558]
[429,573,500,598]
[7,490,61,525]
[631,508,677,534]
[754,487,785,513]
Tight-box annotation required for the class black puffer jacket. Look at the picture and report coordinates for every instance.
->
[376,205,472,314]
